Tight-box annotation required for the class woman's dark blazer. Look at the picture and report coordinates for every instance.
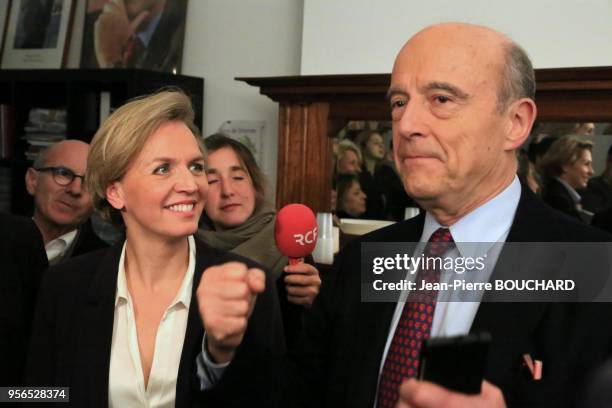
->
[25,238,285,407]
[541,177,582,220]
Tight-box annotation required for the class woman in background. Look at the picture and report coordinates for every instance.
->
[355,129,386,219]
[335,174,367,219]
[197,134,321,347]
[539,135,594,221]
[26,91,283,407]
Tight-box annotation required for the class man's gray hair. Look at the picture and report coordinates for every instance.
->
[497,42,536,113]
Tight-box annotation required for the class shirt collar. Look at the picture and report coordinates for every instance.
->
[555,177,581,203]
[421,176,521,258]
[45,229,78,262]
[115,236,196,308]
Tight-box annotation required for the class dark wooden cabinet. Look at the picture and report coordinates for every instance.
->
[0,69,203,215]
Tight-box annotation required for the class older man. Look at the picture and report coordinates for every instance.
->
[25,139,106,264]
[194,22,612,408]
[287,23,612,408]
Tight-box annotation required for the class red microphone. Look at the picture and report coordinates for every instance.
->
[275,203,318,265]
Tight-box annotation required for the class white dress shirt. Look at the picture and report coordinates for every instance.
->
[375,176,522,402]
[109,236,196,408]
[45,229,77,263]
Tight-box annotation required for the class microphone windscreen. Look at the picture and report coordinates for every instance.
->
[275,203,318,258]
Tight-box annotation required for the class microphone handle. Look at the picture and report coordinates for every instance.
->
[288,257,304,266]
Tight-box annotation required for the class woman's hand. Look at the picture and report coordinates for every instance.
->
[197,262,265,363]
[283,262,322,307]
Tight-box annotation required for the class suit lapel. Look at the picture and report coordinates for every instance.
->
[80,243,122,407]
[346,216,426,406]
[471,186,553,347]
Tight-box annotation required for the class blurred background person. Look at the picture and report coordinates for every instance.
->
[81,0,187,72]
[25,140,107,264]
[26,91,284,406]
[334,139,362,176]
[0,213,47,386]
[574,122,596,136]
[378,139,418,221]
[356,129,386,219]
[539,135,594,221]
[581,144,612,214]
[335,174,366,219]
[197,134,321,348]
[517,149,540,194]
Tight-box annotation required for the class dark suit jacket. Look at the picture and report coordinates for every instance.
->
[80,0,187,72]
[592,206,612,234]
[541,178,582,221]
[26,238,285,407]
[287,185,612,407]
[58,218,108,262]
[581,176,612,214]
[0,213,48,386]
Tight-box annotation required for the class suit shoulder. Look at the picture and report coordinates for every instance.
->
[45,246,113,288]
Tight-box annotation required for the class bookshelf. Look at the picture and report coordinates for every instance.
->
[0,69,204,215]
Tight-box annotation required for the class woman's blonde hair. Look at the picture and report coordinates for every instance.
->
[87,89,204,224]
[539,135,593,179]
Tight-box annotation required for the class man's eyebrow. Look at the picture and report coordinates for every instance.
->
[422,81,470,100]
[386,85,407,101]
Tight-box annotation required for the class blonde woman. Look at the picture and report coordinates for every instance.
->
[26,91,284,407]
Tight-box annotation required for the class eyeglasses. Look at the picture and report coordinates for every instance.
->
[34,166,86,188]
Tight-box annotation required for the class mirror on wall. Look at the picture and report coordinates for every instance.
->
[331,120,612,223]
[521,121,612,221]
[331,120,417,223]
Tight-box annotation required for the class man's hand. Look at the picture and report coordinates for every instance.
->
[283,262,321,307]
[396,379,505,408]
[93,0,149,67]
[197,262,265,364]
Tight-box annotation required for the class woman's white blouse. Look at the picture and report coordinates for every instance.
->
[109,236,196,408]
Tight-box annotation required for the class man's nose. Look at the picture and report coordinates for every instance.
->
[66,176,84,196]
[396,100,427,139]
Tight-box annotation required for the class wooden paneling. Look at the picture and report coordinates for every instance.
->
[276,102,332,211]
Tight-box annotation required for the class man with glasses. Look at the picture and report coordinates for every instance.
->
[1,140,106,386]
[25,139,106,264]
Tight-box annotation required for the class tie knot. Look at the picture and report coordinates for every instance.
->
[429,227,453,243]
[426,228,454,256]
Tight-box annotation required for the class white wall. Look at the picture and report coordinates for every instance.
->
[301,0,612,74]
[66,0,304,202]
[182,0,303,200]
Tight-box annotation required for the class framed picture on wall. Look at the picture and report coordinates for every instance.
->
[80,0,188,73]
[1,0,74,69]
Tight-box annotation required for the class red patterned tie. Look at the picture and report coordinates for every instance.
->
[376,227,454,408]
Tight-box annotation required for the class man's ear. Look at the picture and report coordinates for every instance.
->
[503,98,537,151]
[25,168,38,196]
[105,182,125,210]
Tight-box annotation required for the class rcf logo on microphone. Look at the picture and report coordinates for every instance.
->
[293,227,318,246]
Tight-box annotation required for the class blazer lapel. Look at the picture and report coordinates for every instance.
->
[175,239,213,407]
[80,244,122,407]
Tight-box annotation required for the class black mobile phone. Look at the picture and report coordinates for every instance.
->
[418,332,491,395]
